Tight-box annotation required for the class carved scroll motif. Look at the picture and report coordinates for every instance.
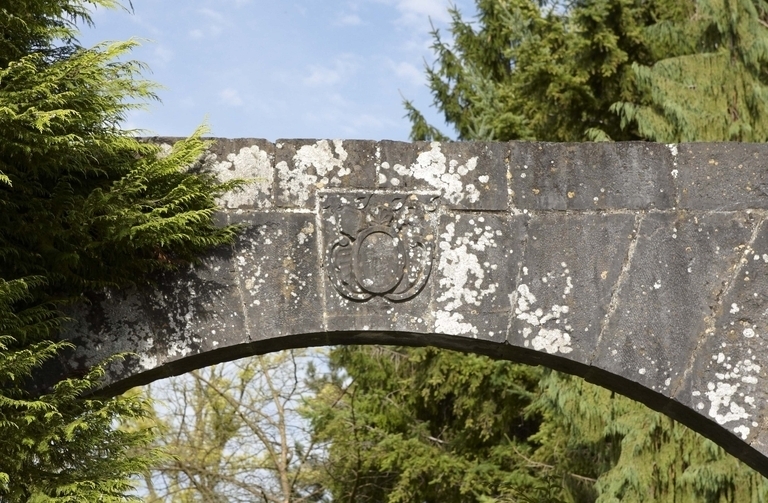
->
[323,193,438,302]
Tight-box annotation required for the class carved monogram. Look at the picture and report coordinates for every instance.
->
[322,193,438,301]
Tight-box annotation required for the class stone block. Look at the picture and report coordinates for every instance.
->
[59,243,247,385]
[199,138,275,210]
[674,216,768,443]
[229,211,324,339]
[274,139,377,208]
[377,140,508,210]
[508,213,636,365]
[675,143,768,210]
[432,212,524,343]
[510,142,675,210]
[142,244,247,363]
[593,211,755,396]
[59,288,157,382]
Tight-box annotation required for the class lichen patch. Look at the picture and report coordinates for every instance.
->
[512,263,574,355]
[208,145,273,209]
[381,142,480,205]
[434,218,500,336]
[697,344,762,439]
[277,140,350,206]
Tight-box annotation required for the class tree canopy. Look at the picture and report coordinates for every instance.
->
[0,1,240,499]
[407,0,768,143]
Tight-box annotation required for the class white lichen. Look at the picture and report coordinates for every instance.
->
[435,311,478,336]
[699,343,761,439]
[667,143,678,158]
[277,140,349,206]
[436,221,498,311]
[210,145,273,209]
[297,222,315,245]
[434,219,500,337]
[382,142,480,205]
[512,264,574,355]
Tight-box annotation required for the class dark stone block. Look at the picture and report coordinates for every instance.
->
[59,289,157,382]
[229,211,324,339]
[676,143,768,210]
[510,142,675,210]
[274,139,377,208]
[508,213,636,365]
[674,217,768,443]
[143,245,247,361]
[377,141,509,210]
[431,212,524,343]
[593,211,754,396]
[320,191,440,334]
[59,244,247,386]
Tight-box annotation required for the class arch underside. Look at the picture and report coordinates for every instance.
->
[42,138,768,478]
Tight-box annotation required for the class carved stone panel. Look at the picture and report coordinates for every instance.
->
[321,192,439,302]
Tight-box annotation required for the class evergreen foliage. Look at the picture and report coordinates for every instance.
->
[307,0,768,501]
[308,347,562,503]
[0,1,241,499]
[412,0,698,142]
[412,0,768,143]
[612,0,768,141]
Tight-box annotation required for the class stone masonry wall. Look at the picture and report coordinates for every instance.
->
[46,138,768,476]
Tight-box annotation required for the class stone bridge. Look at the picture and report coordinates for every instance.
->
[47,138,768,476]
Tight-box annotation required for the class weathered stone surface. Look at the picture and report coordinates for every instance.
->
[229,211,324,340]
[431,212,522,343]
[508,213,636,369]
[274,139,377,208]
[377,141,508,210]
[676,143,768,210]
[675,215,768,444]
[201,138,275,210]
[593,212,754,396]
[43,138,768,478]
[59,244,245,384]
[510,142,675,210]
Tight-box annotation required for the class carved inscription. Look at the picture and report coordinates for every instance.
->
[322,192,438,301]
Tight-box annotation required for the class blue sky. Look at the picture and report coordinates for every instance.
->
[78,0,476,141]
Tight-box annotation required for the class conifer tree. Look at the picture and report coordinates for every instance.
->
[0,1,240,499]
[407,0,698,142]
[612,0,768,141]
[308,346,595,503]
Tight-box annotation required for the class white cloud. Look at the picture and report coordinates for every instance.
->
[377,0,452,26]
[303,55,360,87]
[389,60,423,86]
[198,7,226,22]
[304,66,342,87]
[336,13,362,26]
[189,8,226,39]
[152,46,174,66]
[219,88,244,106]
[398,0,451,20]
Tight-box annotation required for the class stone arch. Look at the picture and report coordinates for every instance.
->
[45,138,768,477]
